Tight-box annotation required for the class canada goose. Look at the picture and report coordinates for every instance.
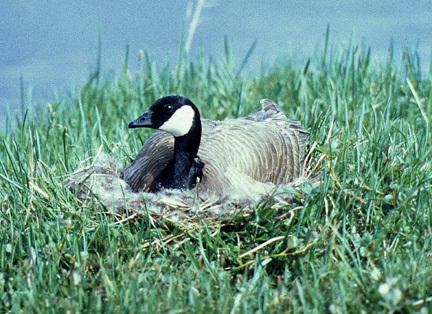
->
[124,95,309,195]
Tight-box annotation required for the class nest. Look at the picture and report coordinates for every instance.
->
[65,150,321,229]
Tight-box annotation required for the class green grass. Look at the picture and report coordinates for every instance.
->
[1,36,432,313]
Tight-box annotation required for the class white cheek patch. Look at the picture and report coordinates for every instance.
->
[159,105,195,137]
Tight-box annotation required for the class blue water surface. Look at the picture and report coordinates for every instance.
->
[1,0,431,127]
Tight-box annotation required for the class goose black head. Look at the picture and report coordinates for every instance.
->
[129,95,200,138]
[129,95,204,191]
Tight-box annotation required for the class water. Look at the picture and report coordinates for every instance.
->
[1,0,431,127]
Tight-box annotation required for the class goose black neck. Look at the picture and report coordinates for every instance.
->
[161,117,202,190]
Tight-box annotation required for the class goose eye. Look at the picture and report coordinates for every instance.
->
[163,104,173,113]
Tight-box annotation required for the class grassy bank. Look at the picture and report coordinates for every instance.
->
[1,38,432,313]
